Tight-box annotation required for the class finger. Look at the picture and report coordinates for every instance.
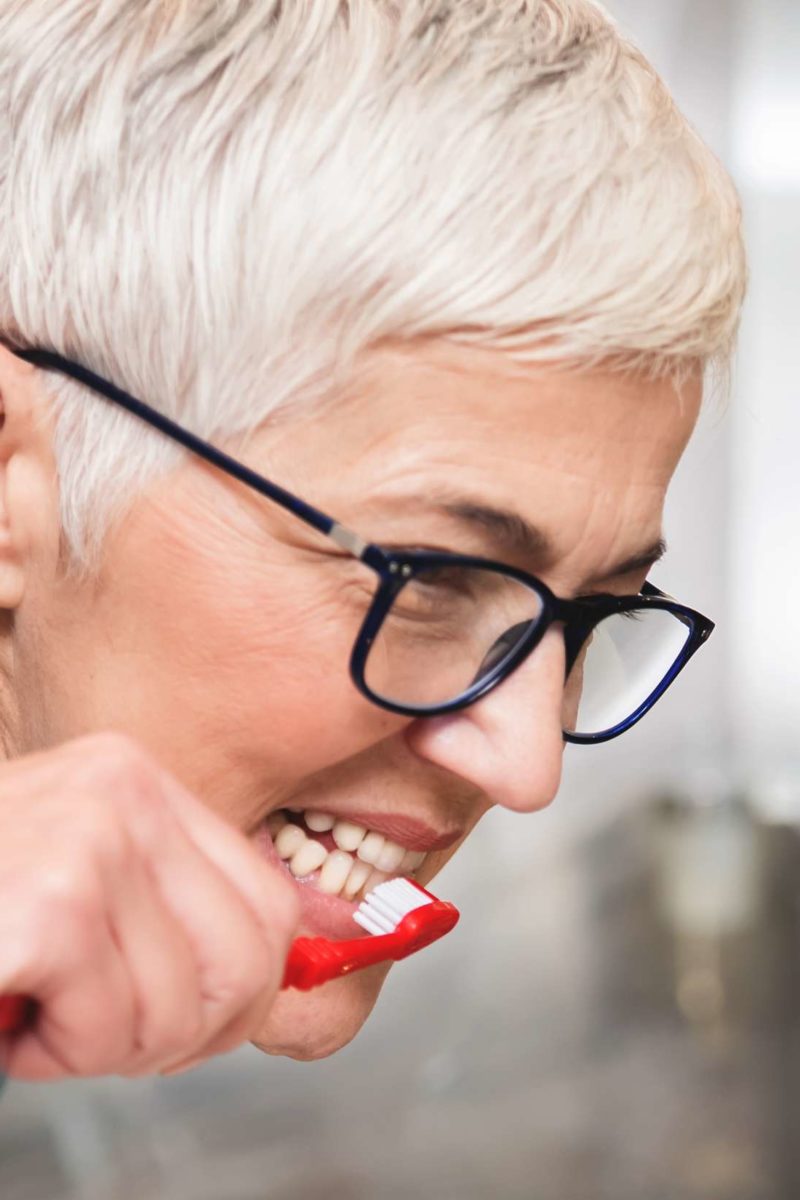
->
[125,800,287,1053]
[157,977,281,1076]
[153,779,300,957]
[100,851,203,1076]
[62,732,299,962]
[0,911,136,1082]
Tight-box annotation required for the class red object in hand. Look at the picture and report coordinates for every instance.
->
[0,995,31,1035]
[0,882,459,1032]
[282,880,460,991]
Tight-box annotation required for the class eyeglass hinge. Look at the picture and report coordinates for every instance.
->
[329,522,368,559]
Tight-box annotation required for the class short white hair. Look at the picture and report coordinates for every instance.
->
[0,0,746,570]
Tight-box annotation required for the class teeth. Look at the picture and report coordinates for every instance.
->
[289,839,328,878]
[318,850,355,895]
[306,811,335,832]
[342,860,372,900]
[400,848,426,872]
[357,831,386,866]
[266,811,288,838]
[332,820,367,852]
[267,809,429,903]
[275,823,307,860]
[375,839,406,873]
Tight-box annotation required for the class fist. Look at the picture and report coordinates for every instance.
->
[0,732,299,1080]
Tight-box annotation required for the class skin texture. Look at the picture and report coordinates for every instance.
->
[0,339,701,1064]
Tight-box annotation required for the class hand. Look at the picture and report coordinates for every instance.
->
[0,732,299,1080]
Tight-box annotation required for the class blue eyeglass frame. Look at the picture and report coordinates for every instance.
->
[11,347,715,744]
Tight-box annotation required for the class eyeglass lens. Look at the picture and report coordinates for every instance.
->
[363,564,693,734]
[363,565,543,709]
[562,607,692,736]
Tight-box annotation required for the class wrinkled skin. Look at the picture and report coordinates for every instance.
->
[0,339,700,1062]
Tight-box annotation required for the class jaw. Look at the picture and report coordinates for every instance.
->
[252,960,392,1060]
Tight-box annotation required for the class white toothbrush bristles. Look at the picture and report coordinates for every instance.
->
[353,877,432,935]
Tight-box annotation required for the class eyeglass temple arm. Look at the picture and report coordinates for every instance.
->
[13,347,370,561]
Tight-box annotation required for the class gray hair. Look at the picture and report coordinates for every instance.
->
[0,0,746,570]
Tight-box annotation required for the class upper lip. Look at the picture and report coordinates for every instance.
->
[283,805,466,853]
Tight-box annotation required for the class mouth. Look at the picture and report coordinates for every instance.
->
[254,806,463,941]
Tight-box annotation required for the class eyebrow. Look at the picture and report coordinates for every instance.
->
[430,495,667,583]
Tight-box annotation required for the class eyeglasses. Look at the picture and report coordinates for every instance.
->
[12,347,714,744]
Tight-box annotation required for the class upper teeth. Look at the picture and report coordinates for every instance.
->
[266,809,427,903]
[306,812,335,832]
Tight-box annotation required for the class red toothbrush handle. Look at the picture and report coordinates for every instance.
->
[0,994,31,1035]
[282,898,460,991]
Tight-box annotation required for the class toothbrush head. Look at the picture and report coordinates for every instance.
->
[353,877,459,948]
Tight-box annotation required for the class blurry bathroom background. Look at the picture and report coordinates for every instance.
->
[2,2,798,1197]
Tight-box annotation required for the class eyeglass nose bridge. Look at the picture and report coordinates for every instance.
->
[478,603,606,694]
[560,612,605,678]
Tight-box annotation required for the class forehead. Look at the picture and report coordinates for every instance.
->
[319,341,697,466]
[259,340,701,583]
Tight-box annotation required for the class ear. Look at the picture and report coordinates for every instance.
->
[0,344,60,610]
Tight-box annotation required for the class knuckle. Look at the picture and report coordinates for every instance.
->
[212,967,255,1010]
[3,868,103,984]
[116,771,167,834]
[81,733,157,800]
[36,860,98,919]
[0,863,102,983]
[70,800,129,867]
[77,732,168,827]
[206,950,270,1015]
[81,730,145,776]
[36,873,103,956]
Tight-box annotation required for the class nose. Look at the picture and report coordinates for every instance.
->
[404,627,566,813]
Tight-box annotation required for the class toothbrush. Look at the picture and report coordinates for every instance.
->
[283,877,459,990]
[0,879,459,1031]
[0,995,28,1035]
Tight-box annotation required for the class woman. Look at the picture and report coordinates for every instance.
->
[0,0,745,1081]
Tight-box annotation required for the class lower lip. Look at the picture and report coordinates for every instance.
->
[254,822,370,942]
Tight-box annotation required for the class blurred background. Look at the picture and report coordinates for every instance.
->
[2,1,798,1197]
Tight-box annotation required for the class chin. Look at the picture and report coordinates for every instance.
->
[251,961,392,1061]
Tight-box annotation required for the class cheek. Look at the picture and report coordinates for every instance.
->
[191,568,402,788]
[216,558,364,682]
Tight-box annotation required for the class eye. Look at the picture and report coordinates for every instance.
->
[409,565,480,597]
[389,569,479,624]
